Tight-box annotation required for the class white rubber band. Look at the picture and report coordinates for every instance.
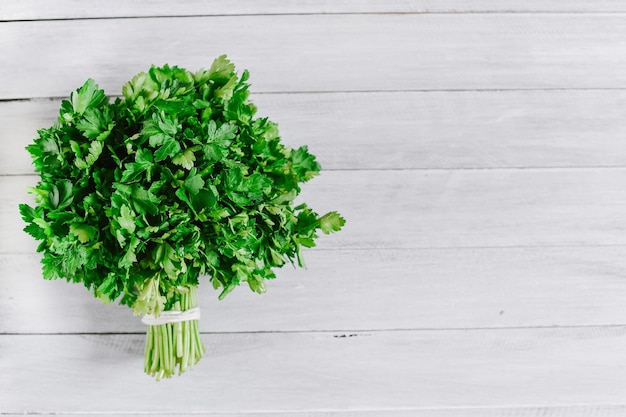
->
[141,307,201,326]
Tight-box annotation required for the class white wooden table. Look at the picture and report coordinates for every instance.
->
[2,1,626,415]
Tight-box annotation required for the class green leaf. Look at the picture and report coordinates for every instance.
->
[172,149,196,170]
[115,229,126,247]
[184,171,205,196]
[122,71,159,111]
[71,79,106,114]
[40,137,60,155]
[225,167,242,190]
[247,276,266,294]
[76,107,113,139]
[153,137,181,162]
[131,185,159,216]
[215,75,238,101]
[21,204,47,241]
[96,273,119,304]
[143,112,178,147]
[196,54,236,85]
[271,189,297,205]
[119,237,140,269]
[136,147,154,164]
[70,223,98,243]
[207,120,236,145]
[218,282,237,300]
[54,180,74,210]
[133,276,166,316]
[192,189,217,211]
[158,116,178,137]
[40,253,62,280]
[318,211,346,234]
[59,240,88,276]
[32,218,52,237]
[152,242,180,279]
[291,145,321,182]
[24,223,46,240]
[122,148,154,182]
[175,188,196,217]
[47,185,60,209]
[75,141,103,169]
[18,204,36,223]
[117,204,136,233]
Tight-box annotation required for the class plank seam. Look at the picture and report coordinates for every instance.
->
[4,324,626,336]
[7,242,626,255]
[6,242,626,256]
[8,166,626,177]
[4,10,626,24]
[6,87,626,103]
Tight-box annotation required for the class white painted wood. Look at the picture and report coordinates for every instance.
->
[3,328,626,412]
[3,3,626,415]
[3,245,626,334]
[4,14,626,99]
[5,169,626,254]
[4,0,626,21]
[5,90,626,175]
[7,408,626,417]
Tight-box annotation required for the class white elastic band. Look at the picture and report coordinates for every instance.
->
[141,307,201,325]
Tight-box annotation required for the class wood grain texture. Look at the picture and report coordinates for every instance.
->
[4,408,626,417]
[3,2,626,415]
[2,245,626,334]
[5,168,626,254]
[4,14,626,99]
[3,327,626,413]
[5,0,626,21]
[5,90,626,175]
[7,408,626,417]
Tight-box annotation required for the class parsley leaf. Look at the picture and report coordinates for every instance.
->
[172,149,196,170]
[318,211,346,234]
[117,204,136,234]
[184,170,205,196]
[70,79,107,115]
[121,148,154,182]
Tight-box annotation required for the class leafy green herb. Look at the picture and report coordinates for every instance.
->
[19,55,344,379]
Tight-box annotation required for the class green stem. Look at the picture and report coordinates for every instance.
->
[143,285,205,380]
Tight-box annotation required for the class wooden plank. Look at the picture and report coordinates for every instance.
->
[3,14,626,99]
[4,168,626,254]
[3,245,626,334]
[4,0,626,21]
[5,407,626,417]
[3,327,626,412]
[5,90,626,175]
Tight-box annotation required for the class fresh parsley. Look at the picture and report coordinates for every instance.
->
[19,55,345,379]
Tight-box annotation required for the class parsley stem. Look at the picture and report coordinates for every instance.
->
[143,285,204,379]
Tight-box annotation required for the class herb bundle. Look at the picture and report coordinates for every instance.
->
[19,56,344,379]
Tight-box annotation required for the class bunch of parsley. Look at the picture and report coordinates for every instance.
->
[19,56,344,378]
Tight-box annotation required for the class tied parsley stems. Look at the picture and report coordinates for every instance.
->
[19,55,345,379]
[144,286,205,380]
